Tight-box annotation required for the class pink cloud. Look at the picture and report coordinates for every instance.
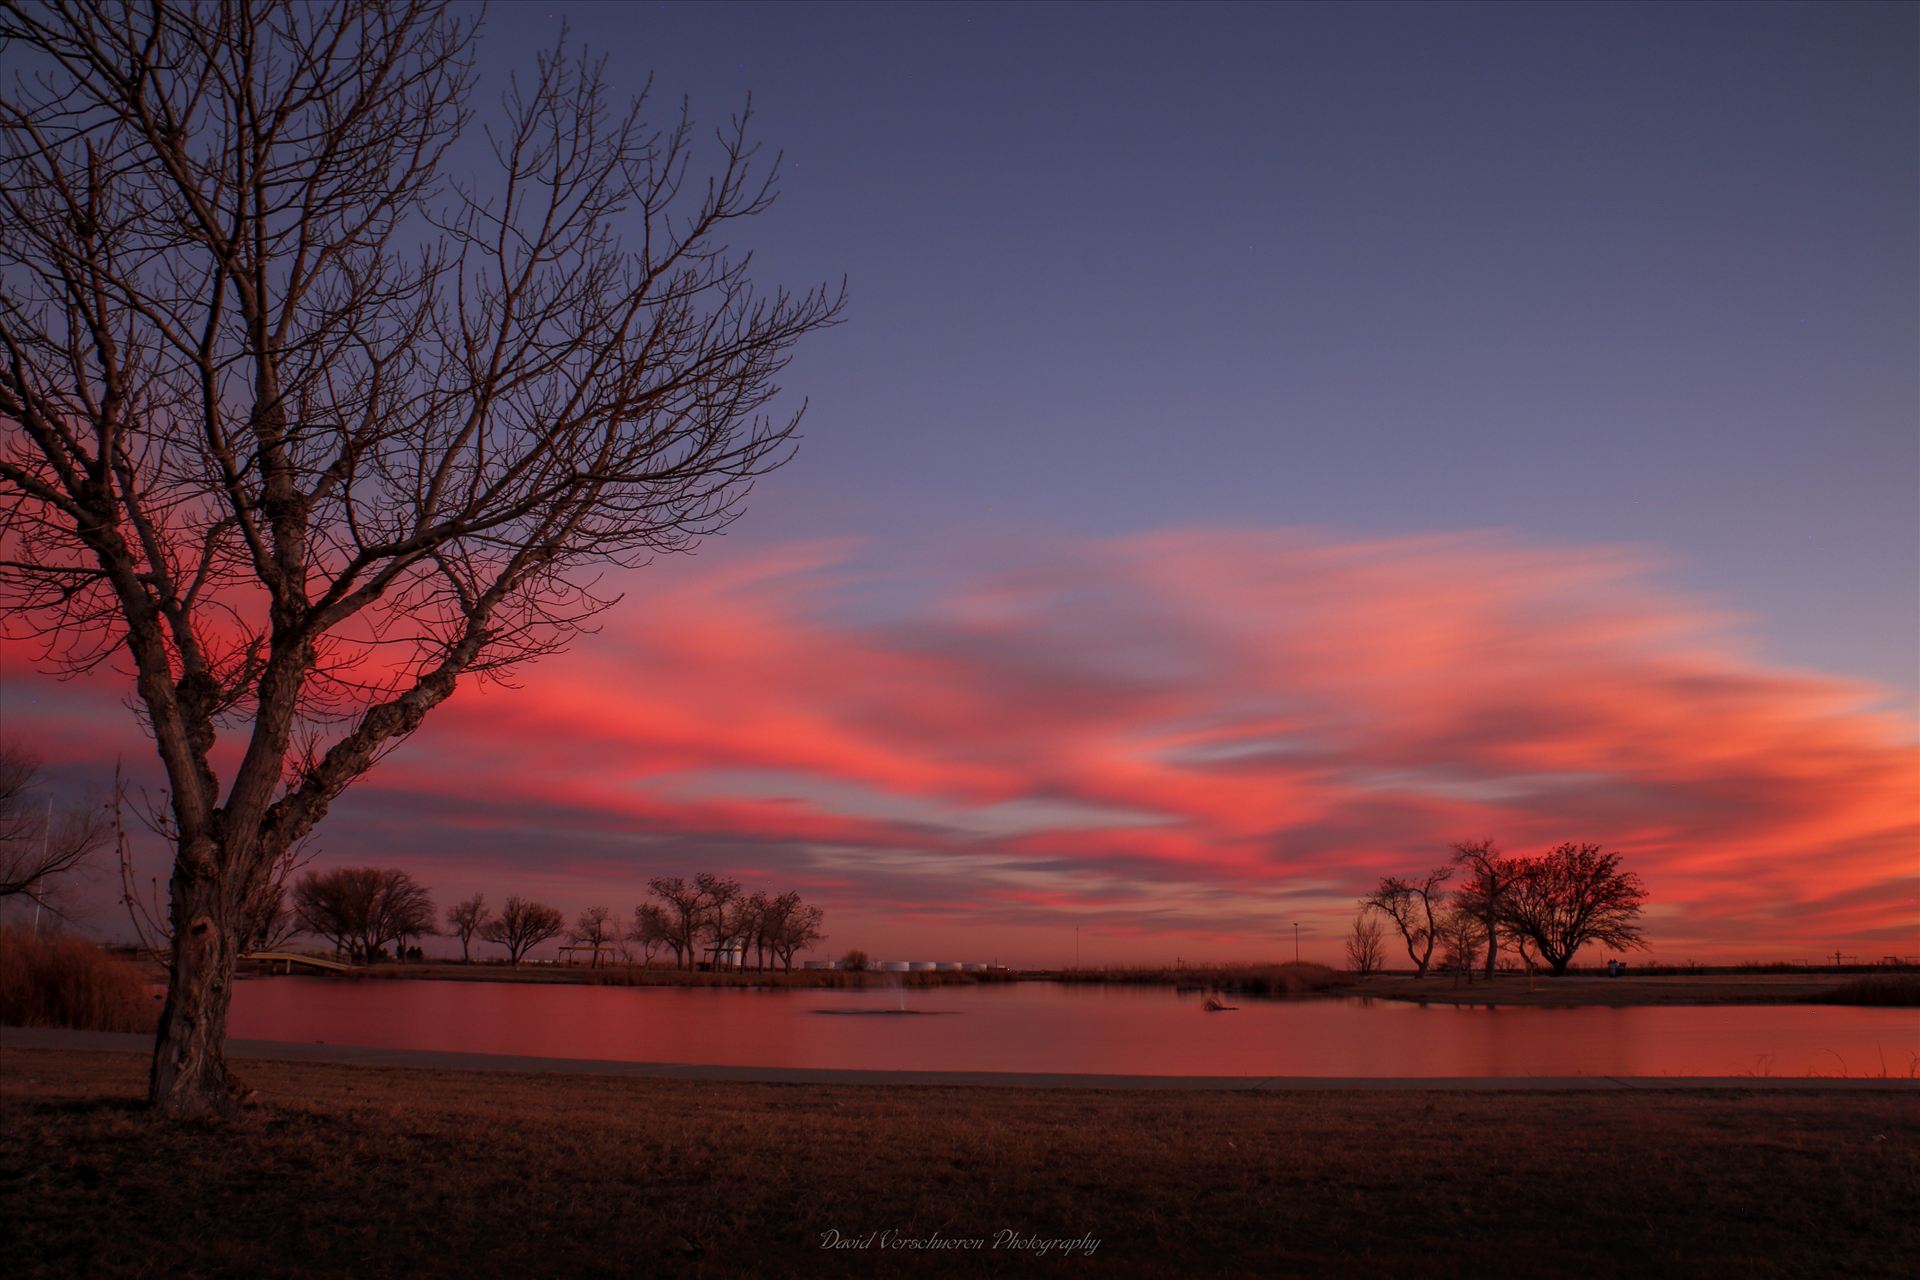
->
[9,528,1915,965]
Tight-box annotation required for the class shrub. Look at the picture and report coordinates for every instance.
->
[0,927,159,1032]
[839,949,870,972]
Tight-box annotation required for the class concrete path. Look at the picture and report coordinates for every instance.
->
[6,1027,1915,1091]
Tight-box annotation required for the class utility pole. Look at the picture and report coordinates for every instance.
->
[1293,921,1299,964]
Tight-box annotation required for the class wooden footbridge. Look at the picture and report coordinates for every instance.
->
[241,951,355,974]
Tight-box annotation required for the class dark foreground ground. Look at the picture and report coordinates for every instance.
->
[2,1047,1915,1279]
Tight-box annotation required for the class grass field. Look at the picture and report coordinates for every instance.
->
[3,1047,1915,1278]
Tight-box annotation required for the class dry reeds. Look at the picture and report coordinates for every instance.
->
[0,927,158,1032]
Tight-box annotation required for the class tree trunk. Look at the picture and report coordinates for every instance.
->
[1483,917,1500,979]
[148,863,243,1117]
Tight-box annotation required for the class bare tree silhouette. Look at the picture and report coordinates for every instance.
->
[0,741,107,917]
[291,866,434,962]
[446,894,490,964]
[478,895,565,968]
[0,1,841,1114]
[1450,839,1520,979]
[1360,867,1452,978]
[1499,843,1649,975]
[568,904,615,967]
[1343,911,1385,977]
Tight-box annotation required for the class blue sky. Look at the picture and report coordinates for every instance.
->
[471,1,1916,697]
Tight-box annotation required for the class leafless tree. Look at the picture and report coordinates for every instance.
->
[1360,866,1452,978]
[694,871,742,969]
[445,893,489,963]
[568,904,614,967]
[0,741,108,916]
[646,876,705,971]
[628,901,674,967]
[0,2,842,1114]
[291,866,433,962]
[764,891,824,972]
[1450,839,1521,979]
[477,894,564,967]
[114,760,310,962]
[1436,902,1487,986]
[1499,843,1649,975]
[1343,911,1385,977]
[244,882,300,951]
[733,889,769,971]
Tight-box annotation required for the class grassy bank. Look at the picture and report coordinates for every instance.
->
[1044,962,1350,996]
[1350,970,1920,1007]
[1802,974,1920,1007]
[2,1048,1914,1278]
[276,960,1017,989]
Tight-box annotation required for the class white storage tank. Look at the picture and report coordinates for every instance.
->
[881,961,911,972]
[935,962,962,971]
[962,963,986,972]
[907,961,936,972]
[802,960,837,970]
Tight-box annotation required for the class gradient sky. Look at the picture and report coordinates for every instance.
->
[4,2,1916,965]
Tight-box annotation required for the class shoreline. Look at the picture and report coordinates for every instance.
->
[8,1027,1914,1090]
[223,960,1912,1007]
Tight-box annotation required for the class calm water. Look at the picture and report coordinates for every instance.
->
[224,978,1920,1078]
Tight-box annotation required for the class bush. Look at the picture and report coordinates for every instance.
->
[0,927,159,1032]
[839,949,869,972]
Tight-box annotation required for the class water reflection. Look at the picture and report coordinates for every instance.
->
[225,978,1918,1078]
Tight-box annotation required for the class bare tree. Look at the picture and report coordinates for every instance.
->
[1343,911,1385,977]
[628,901,674,967]
[0,741,107,916]
[1499,843,1649,975]
[694,872,742,969]
[1360,867,1452,978]
[764,891,824,972]
[244,883,301,952]
[477,895,564,967]
[568,904,615,967]
[291,866,434,962]
[1436,902,1487,986]
[0,2,842,1114]
[734,890,769,971]
[115,762,311,963]
[1450,839,1520,980]
[646,877,706,972]
[445,893,489,964]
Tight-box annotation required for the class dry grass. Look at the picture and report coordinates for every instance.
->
[0,929,158,1032]
[3,1047,1915,1278]
[326,960,1013,989]
[1052,961,1350,996]
[1804,974,1920,1008]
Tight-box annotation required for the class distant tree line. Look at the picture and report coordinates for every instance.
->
[1351,841,1648,978]
[630,873,826,972]
[284,867,828,971]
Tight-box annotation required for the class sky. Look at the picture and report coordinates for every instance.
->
[3,1,1916,965]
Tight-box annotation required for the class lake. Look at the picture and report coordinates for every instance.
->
[224,978,1920,1078]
